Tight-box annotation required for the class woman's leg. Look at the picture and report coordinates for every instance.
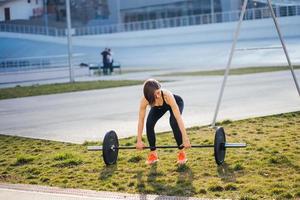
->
[169,97,184,149]
[146,108,167,151]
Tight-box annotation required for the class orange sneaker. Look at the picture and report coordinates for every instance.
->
[145,151,159,165]
[177,150,187,165]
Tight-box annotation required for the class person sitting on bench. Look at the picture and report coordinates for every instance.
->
[108,48,114,74]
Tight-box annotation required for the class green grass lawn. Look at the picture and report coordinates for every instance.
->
[0,112,299,199]
[160,66,300,77]
[0,80,143,100]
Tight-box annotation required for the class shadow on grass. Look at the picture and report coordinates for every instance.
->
[137,163,195,199]
[217,163,236,182]
[99,164,117,180]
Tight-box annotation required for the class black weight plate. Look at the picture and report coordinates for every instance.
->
[214,127,226,165]
[102,130,119,165]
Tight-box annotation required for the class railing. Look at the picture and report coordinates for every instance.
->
[0,54,84,73]
[0,23,66,37]
[75,5,300,35]
[0,5,299,37]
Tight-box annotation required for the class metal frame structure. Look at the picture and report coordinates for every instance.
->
[211,0,300,127]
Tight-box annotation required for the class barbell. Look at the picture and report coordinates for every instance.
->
[87,127,247,165]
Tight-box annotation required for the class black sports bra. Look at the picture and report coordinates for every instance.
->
[153,91,168,109]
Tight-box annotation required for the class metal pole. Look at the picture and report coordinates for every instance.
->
[210,0,215,23]
[116,0,121,32]
[43,0,49,35]
[66,0,74,82]
[211,0,249,127]
[266,0,300,96]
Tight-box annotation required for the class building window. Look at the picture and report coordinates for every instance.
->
[36,0,38,4]
[28,0,31,3]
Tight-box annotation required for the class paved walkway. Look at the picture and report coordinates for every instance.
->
[0,70,299,143]
[0,183,212,200]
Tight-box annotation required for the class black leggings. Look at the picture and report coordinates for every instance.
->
[146,96,184,151]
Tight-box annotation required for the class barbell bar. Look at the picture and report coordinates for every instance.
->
[87,143,246,151]
[87,127,247,165]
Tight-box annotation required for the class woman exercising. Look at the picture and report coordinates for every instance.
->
[136,79,191,165]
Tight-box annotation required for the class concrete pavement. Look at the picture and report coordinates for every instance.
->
[0,183,209,200]
[0,70,299,143]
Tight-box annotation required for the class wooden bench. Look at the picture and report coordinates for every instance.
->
[88,63,121,76]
